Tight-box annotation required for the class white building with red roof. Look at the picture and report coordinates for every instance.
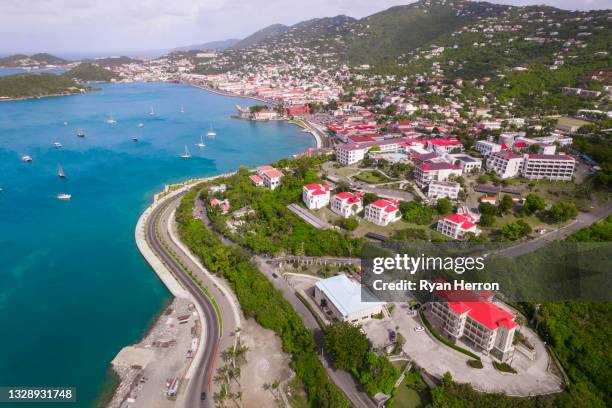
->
[331,191,364,218]
[426,138,463,154]
[437,213,480,239]
[486,152,524,179]
[254,165,284,190]
[364,198,401,226]
[430,281,518,362]
[302,183,331,209]
[414,161,463,187]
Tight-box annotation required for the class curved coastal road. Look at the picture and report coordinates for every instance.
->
[145,194,220,408]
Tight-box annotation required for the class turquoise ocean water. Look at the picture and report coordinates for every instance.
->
[0,82,314,407]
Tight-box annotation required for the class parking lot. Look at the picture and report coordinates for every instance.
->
[361,303,564,397]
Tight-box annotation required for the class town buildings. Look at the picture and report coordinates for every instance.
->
[330,191,364,218]
[486,152,524,179]
[475,140,502,156]
[253,165,284,189]
[430,283,517,362]
[313,274,385,323]
[428,180,461,200]
[415,162,463,187]
[437,213,480,239]
[364,198,401,226]
[521,154,576,181]
[302,183,331,209]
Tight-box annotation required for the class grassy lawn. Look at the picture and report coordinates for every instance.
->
[495,213,543,229]
[556,116,591,128]
[391,369,430,408]
[354,169,391,184]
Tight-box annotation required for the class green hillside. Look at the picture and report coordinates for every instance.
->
[64,63,120,82]
[0,73,88,99]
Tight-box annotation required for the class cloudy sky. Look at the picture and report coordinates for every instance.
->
[1,0,610,55]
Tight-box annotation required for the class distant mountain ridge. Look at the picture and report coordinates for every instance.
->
[0,53,68,67]
[230,24,289,49]
[172,38,241,52]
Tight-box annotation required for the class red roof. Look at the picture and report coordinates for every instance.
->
[249,175,263,184]
[334,191,363,205]
[369,198,399,213]
[435,279,517,330]
[514,141,526,148]
[443,213,477,230]
[429,138,461,146]
[304,183,330,196]
[264,169,284,179]
[418,162,461,171]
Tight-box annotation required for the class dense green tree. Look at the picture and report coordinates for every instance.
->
[499,194,514,213]
[547,201,578,223]
[436,197,453,215]
[523,193,546,215]
[399,201,435,225]
[324,322,369,372]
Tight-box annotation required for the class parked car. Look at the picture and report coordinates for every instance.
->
[389,331,397,342]
[414,326,425,332]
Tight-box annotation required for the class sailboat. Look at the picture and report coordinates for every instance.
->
[180,145,191,159]
[76,128,85,137]
[149,106,155,116]
[180,106,185,113]
[207,121,217,137]
[57,163,66,178]
[53,142,63,148]
[195,135,205,148]
[107,114,117,124]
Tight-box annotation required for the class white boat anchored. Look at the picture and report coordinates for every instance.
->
[132,135,139,142]
[57,163,66,178]
[21,155,33,162]
[76,128,85,137]
[149,106,155,116]
[63,121,69,126]
[107,114,117,124]
[138,123,144,128]
[53,142,63,148]
[180,106,185,113]
[56,193,71,201]
[195,135,206,148]
[207,121,217,137]
[180,145,191,159]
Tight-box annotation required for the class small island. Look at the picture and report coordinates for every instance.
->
[64,62,120,82]
[0,73,90,100]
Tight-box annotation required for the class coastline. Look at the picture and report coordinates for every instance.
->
[107,173,235,407]
[0,89,92,102]
[185,81,323,148]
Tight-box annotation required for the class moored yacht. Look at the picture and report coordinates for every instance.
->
[53,142,63,148]
[76,128,85,137]
[21,155,33,162]
[56,193,71,201]
[107,114,117,124]
[180,145,191,159]
[207,121,217,137]
[195,135,205,148]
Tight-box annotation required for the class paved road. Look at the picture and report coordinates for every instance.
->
[197,199,375,408]
[146,194,221,408]
[496,200,612,258]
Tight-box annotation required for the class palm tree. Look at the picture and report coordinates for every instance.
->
[233,390,242,408]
